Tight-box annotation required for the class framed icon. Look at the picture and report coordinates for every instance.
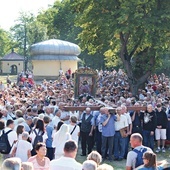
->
[74,67,98,98]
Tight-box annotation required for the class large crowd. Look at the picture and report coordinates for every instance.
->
[0,69,170,170]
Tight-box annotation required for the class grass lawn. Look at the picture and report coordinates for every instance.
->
[76,144,170,169]
[0,75,17,84]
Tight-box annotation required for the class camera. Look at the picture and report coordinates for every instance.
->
[108,107,116,115]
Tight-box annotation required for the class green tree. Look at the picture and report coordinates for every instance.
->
[37,4,60,39]
[155,53,170,76]
[37,0,106,70]
[10,12,48,70]
[72,0,170,96]
[0,28,13,57]
[38,0,81,42]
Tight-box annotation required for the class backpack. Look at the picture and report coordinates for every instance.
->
[133,147,147,168]
[0,130,13,154]
[33,129,44,148]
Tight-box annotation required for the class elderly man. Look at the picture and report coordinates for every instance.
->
[121,104,132,159]
[114,107,128,161]
[80,107,94,156]
[59,102,70,124]
[93,107,105,154]
[2,157,22,170]
[82,160,97,170]
[50,140,82,170]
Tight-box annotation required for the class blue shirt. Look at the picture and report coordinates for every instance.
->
[45,124,54,148]
[93,111,100,126]
[100,114,117,137]
[138,166,163,170]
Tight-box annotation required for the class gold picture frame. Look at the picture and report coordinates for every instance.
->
[74,67,98,98]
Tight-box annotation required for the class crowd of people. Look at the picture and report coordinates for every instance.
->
[0,68,170,170]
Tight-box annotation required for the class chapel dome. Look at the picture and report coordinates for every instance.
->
[30,39,81,56]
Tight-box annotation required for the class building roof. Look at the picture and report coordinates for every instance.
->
[30,39,81,56]
[31,55,80,61]
[1,51,24,61]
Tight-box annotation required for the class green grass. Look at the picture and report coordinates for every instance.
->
[76,146,170,169]
[0,75,17,84]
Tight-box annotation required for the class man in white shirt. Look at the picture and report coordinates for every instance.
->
[3,119,17,159]
[121,105,132,159]
[11,131,32,162]
[50,140,82,170]
[114,107,128,161]
[51,109,61,129]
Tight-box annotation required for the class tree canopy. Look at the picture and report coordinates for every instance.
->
[0,28,13,57]
[37,0,105,69]
[72,0,170,95]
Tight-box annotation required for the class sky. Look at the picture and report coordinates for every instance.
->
[0,0,56,31]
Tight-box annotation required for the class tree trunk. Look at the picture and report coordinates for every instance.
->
[119,32,155,97]
[130,83,139,97]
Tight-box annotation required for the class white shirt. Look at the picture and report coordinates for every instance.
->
[69,124,80,144]
[14,139,33,162]
[115,114,128,131]
[70,111,80,120]
[124,112,132,125]
[29,129,48,145]
[4,127,17,147]
[6,112,16,120]
[51,116,61,128]
[50,156,82,170]
[60,111,70,124]
[45,113,54,121]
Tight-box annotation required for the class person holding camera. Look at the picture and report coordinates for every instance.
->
[100,107,120,161]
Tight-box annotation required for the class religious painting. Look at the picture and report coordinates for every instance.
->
[74,67,98,98]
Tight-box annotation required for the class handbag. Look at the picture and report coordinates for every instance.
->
[119,128,127,138]
[70,125,77,135]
